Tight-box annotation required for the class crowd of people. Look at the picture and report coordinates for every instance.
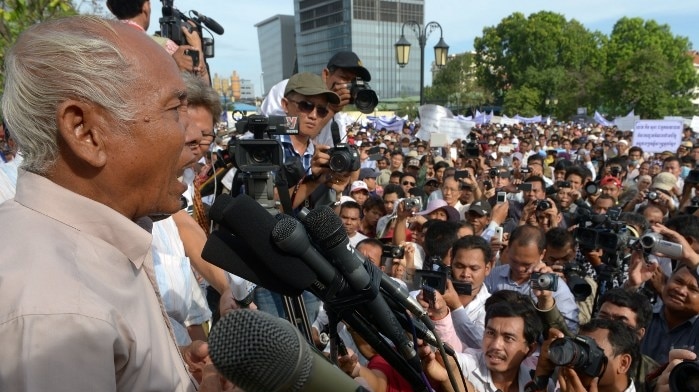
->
[3,3,699,392]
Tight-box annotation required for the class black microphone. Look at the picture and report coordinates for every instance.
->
[208,194,319,291]
[201,229,303,296]
[191,10,224,35]
[209,309,367,392]
[301,206,422,370]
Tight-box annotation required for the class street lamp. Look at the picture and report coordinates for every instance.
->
[394,21,449,105]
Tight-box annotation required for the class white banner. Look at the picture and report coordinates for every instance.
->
[417,104,473,144]
[691,116,699,133]
[632,120,683,153]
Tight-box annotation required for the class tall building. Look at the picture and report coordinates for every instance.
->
[255,14,297,95]
[293,0,424,101]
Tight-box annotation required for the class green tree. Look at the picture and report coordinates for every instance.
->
[502,86,541,117]
[473,11,606,117]
[603,17,698,117]
[427,52,492,115]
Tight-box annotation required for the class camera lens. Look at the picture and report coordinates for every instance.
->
[670,360,699,392]
[329,151,350,172]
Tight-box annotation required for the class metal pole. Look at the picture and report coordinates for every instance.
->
[419,35,425,106]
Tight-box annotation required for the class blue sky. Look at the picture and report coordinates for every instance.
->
[159,1,699,94]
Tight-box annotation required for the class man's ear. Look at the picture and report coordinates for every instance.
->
[617,353,632,375]
[56,100,108,168]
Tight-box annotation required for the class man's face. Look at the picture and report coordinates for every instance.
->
[451,247,491,292]
[351,189,369,205]
[442,177,460,206]
[390,154,403,170]
[563,140,571,150]
[109,27,189,218]
[507,241,543,283]
[528,160,543,176]
[577,328,630,390]
[383,192,399,213]
[593,197,614,214]
[566,174,584,191]
[600,184,620,199]
[663,160,681,178]
[467,211,489,234]
[377,159,388,170]
[556,187,573,209]
[629,150,642,161]
[691,147,699,162]
[482,316,532,377]
[662,266,699,316]
[186,105,213,162]
[363,176,377,191]
[544,243,576,269]
[642,206,664,226]
[401,175,416,194]
[520,141,530,152]
[428,208,449,221]
[340,206,361,236]
[323,67,357,107]
[524,180,545,203]
[357,243,382,267]
[389,175,401,185]
[598,302,640,335]
[282,93,331,139]
[363,206,383,225]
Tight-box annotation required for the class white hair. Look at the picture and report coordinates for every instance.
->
[1,16,137,173]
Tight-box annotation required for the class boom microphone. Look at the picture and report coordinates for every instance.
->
[209,309,367,392]
[191,10,224,35]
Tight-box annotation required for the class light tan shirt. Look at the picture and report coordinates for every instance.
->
[0,170,195,391]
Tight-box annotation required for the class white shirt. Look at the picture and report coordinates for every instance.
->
[348,231,368,248]
[456,349,534,392]
[260,79,347,147]
[451,286,491,349]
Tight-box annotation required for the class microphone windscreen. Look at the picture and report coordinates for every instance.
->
[302,206,346,249]
[209,309,311,392]
[208,193,234,223]
[202,230,302,296]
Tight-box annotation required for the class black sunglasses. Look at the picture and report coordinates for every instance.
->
[402,181,416,186]
[287,98,330,118]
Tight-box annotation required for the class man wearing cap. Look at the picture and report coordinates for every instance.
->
[261,51,373,147]
[600,175,623,202]
[359,167,381,197]
[349,180,370,207]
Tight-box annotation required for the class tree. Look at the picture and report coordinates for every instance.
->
[603,17,698,117]
[427,52,492,115]
[502,86,541,117]
[0,0,104,100]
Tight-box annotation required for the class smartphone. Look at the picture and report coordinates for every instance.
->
[454,170,470,181]
[422,285,437,308]
[451,281,473,296]
[518,183,532,192]
[495,226,504,242]
[496,191,507,204]
[450,147,458,160]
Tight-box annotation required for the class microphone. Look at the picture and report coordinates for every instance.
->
[209,309,368,392]
[229,274,256,307]
[201,229,303,296]
[301,206,422,370]
[191,10,224,35]
[208,194,319,291]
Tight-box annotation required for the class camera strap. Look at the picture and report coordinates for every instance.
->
[331,118,340,147]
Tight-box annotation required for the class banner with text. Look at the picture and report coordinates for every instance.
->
[632,120,683,153]
[417,104,474,143]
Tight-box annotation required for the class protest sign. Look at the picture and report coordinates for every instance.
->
[632,120,683,153]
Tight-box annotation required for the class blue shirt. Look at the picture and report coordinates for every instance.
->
[484,264,580,332]
[278,134,314,175]
[640,308,699,364]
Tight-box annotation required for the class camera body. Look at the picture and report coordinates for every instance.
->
[520,167,532,174]
[536,199,552,211]
[669,359,699,392]
[382,245,405,259]
[327,143,360,172]
[349,78,378,114]
[489,168,500,178]
[402,196,423,211]
[462,134,480,158]
[640,232,683,259]
[562,263,592,301]
[645,190,659,201]
[548,335,607,378]
[530,272,559,291]
[230,115,296,173]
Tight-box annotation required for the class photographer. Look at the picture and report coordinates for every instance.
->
[106,0,209,81]
[261,51,374,147]
[533,319,638,392]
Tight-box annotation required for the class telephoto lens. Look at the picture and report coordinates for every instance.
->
[669,360,699,392]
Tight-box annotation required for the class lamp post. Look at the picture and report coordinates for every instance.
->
[545,97,558,118]
[394,21,449,106]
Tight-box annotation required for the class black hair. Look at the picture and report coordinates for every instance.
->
[451,235,492,265]
[106,0,147,19]
[565,166,588,182]
[598,288,652,331]
[356,237,383,250]
[527,154,544,165]
[485,294,543,345]
[619,212,649,235]
[665,214,699,243]
[545,227,575,250]
[383,184,405,199]
[509,225,546,253]
[424,220,459,259]
[554,159,574,172]
[362,196,386,215]
[434,160,450,172]
[628,146,643,156]
[524,175,546,191]
[340,200,361,212]
[579,318,639,376]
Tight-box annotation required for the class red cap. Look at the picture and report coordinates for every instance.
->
[600,175,622,188]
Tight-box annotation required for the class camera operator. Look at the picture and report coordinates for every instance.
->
[261,51,374,147]
[623,172,678,215]
[533,319,638,392]
[544,228,597,325]
[106,0,208,81]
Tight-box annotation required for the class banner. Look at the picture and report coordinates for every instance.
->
[632,120,683,153]
[417,104,473,144]
[614,111,639,131]
[691,116,699,133]
[366,115,404,133]
[594,111,613,127]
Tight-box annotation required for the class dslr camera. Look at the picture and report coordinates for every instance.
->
[562,263,592,301]
[327,143,360,172]
[349,78,378,114]
[536,199,552,211]
[548,335,607,378]
[669,357,699,392]
[530,272,559,291]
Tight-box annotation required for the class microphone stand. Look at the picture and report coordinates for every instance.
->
[282,295,314,345]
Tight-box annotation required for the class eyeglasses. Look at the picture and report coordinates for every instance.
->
[402,181,416,186]
[287,98,330,117]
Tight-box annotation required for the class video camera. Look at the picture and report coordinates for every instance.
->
[573,207,633,254]
[159,0,223,58]
[229,115,298,173]
[349,78,378,114]
[461,133,480,158]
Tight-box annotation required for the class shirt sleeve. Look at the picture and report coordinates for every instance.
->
[431,310,463,354]
[451,307,484,349]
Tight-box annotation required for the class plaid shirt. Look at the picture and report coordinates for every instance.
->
[278,134,314,175]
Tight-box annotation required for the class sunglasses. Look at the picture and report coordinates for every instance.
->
[402,181,416,186]
[287,98,330,117]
